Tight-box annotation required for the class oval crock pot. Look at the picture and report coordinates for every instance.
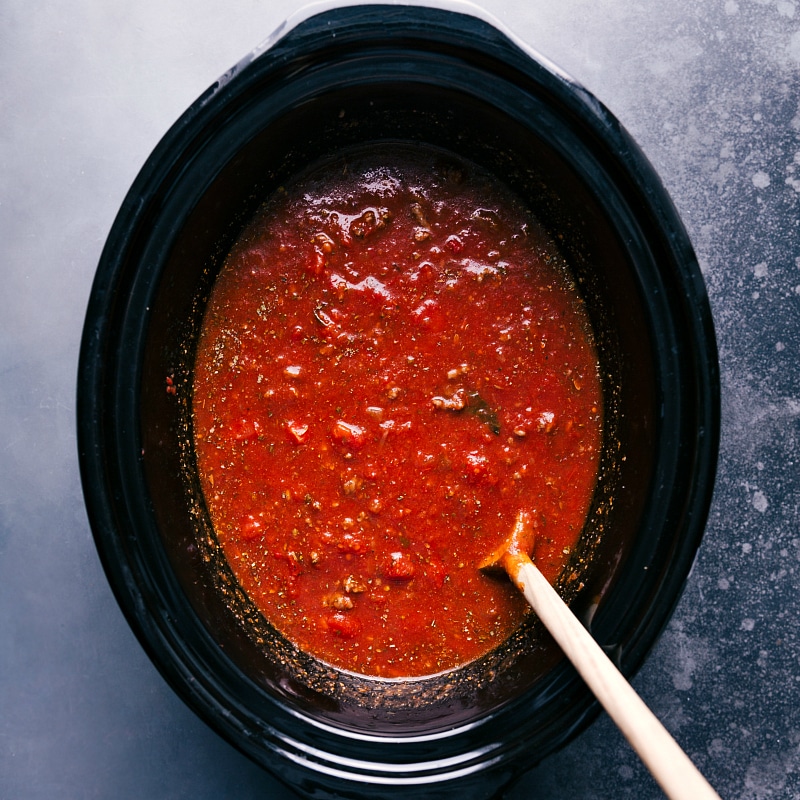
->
[77,3,720,798]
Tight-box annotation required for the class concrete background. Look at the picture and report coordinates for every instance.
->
[2,1,799,797]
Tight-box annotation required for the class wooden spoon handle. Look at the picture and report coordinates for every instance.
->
[515,559,721,800]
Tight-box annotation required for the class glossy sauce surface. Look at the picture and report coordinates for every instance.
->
[192,148,602,677]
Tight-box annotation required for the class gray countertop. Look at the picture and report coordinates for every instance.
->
[2,2,798,798]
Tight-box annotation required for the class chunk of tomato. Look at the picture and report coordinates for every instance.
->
[325,612,362,639]
[332,419,368,449]
[384,551,415,581]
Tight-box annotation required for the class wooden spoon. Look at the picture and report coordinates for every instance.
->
[479,511,721,800]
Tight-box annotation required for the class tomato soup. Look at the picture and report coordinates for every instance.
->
[192,147,602,678]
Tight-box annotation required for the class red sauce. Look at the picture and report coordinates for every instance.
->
[192,148,602,678]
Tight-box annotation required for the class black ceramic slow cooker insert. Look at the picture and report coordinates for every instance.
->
[77,4,719,798]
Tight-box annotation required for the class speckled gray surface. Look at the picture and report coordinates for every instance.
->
[2,2,798,798]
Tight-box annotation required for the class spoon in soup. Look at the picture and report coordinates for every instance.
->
[479,511,721,800]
